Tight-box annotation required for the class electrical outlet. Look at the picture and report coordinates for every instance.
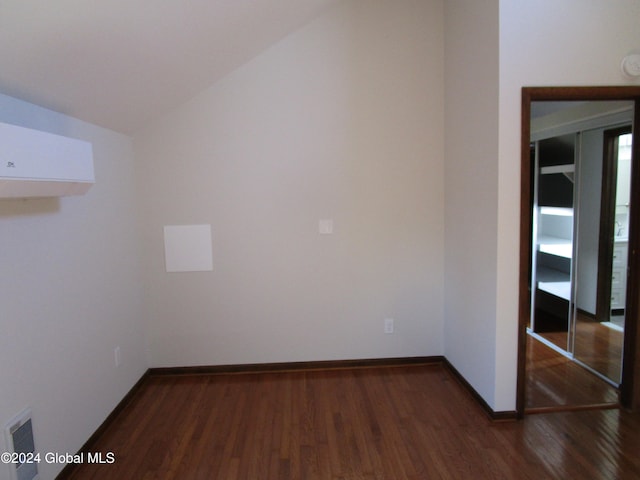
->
[114,346,121,367]
[384,318,394,334]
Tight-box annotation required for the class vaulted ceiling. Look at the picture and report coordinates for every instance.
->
[0,0,342,134]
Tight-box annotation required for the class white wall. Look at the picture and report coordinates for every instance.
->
[0,95,147,479]
[444,0,500,408]
[3,6,633,456]
[444,0,640,412]
[495,0,640,410]
[135,0,445,367]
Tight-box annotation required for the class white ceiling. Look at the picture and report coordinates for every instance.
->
[0,0,342,134]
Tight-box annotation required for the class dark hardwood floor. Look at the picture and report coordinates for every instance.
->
[63,363,640,479]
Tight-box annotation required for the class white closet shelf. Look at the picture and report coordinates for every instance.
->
[540,164,574,175]
[540,206,573,216]
[538,235,572,258]
[538,281,571,301]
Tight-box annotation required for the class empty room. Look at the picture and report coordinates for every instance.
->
[1,1,640,479]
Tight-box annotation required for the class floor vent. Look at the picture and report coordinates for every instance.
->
[4,409,39,480]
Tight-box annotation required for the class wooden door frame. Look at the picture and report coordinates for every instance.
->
[517,86,640,417]
[596,126,633,323]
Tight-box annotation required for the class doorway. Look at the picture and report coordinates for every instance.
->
[517,87,640,417]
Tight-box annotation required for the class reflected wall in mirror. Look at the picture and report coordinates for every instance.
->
[518,87,640,416]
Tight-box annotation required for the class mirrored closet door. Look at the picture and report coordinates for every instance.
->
[529,100,634,386]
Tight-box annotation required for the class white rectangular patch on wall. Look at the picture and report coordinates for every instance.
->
[163,224,213,273]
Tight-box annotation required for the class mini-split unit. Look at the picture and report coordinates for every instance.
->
[0,121,94,198]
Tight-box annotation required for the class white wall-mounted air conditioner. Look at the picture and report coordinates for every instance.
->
[0,121,94,198]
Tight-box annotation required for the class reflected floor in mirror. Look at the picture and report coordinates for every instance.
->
[526,334,619,413]
[574,313,624,382]
[535,311,624,383]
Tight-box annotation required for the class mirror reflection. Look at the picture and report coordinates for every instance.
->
[528,100,633,386]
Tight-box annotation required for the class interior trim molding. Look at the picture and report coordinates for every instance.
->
[55,369,150,480]
[443,359,518,422]
[148,356,443,376]
[518,86,640,417]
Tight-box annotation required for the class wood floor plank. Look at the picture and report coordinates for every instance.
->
[66,364,640,480]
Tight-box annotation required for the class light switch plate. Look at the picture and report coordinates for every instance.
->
[319,219,333,235]
[384,318,394,334]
